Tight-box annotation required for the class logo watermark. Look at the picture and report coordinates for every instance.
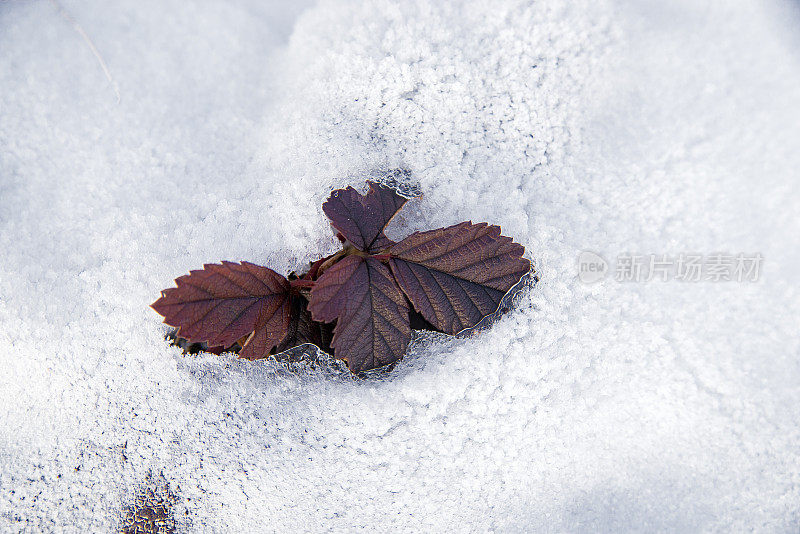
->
[577,251,609,283]
[578,252,763,283]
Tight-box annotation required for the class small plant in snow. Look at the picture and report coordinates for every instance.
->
[152,182,531,373]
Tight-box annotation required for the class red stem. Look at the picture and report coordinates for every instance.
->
[303,256,328,280]
[290,278,315,290]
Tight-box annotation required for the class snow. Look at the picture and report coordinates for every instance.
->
[2,0,799,531]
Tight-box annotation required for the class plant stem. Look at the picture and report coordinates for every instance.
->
[317,246,352,276]
[290,278,315,290]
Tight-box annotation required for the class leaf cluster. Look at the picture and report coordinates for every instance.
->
[152,182,531,373]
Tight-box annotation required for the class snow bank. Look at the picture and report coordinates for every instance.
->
[1,0,799,531]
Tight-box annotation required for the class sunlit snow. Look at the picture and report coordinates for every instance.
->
[1,0,799,531]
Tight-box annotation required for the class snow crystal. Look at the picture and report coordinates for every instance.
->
[1,0,799,531]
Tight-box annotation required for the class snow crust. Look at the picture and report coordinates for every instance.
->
[1,0,799,531]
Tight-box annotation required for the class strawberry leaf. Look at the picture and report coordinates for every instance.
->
[274,296,333,355]
[151,261,291,360]
[308,255,411,372]
[153,182,534,375]
[322,181,409,253]
[389,222,530,334]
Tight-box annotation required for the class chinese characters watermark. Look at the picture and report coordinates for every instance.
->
[578,252,763,283]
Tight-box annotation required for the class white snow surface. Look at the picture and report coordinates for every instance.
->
[2,0,800,531]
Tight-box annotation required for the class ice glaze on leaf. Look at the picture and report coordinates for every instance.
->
[308,255,411,372]
[389,222,530,335]
[322,181,408,253]
[151,261,291,360]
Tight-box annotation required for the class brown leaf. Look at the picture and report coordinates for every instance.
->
[389,222,530,334]
[322,181,408,253]
[151,261,291,360]
[308,255,411,372]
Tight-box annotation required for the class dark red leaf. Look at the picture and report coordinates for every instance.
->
[389,222,530,335]
[151,261,291,360]
[308,255,411,372]
[274,297,333,355]
[322,181,408,253]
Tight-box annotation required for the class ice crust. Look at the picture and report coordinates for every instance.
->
[1,0,799,531]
